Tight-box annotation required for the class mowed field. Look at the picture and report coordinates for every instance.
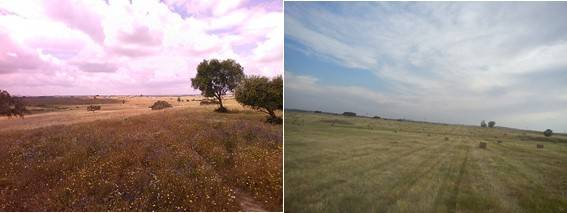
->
[285,111,567,212]
[0,96,282,211]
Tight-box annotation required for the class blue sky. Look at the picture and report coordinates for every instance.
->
[285,2,567,132]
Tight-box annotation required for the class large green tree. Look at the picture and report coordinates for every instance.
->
[235,75,283,123]
[191,59,244,112]
[0,90,27,118]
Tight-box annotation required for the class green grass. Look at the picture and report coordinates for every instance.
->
[285,111,567,212]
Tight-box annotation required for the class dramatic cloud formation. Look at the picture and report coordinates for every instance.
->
[285,2,567,131]
[0,0,282,95]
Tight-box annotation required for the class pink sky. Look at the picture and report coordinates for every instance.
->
[0,0,282,96]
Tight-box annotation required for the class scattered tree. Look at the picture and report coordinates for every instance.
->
[0,90,27,118]
[488,121,496,128]
[235,75,282,124]
[191,59,244,112]
[544,129,553,137]
[177,97,181,102]
[150,100,172,110]
[481,120,487,128]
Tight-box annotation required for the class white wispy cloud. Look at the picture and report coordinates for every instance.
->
[285,2,567,131]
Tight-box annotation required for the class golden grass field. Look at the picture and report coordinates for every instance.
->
[285,111,567,213]
[0,96,282,211]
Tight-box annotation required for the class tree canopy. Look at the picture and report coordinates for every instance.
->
[235,75,282,123]
[0,90,27,118]
[191,59,244,112]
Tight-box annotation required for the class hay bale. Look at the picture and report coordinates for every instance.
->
[479,142,487,149]
[537,144,544,149]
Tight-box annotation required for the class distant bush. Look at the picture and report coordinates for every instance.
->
[0,90,28,118]
[544,129,553,137]
[343,112,356,116]
[488,121,496,128]
[314,110,322,113]
[177,97,181,102]
[87,105,101,112]
[481,120,487,128]
[149,100,172,110]
[200,99,220,105]
[373,116,381,119]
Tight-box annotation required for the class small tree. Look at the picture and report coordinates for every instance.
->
[235,75,282,123]
[481,120,487,128]
[177,97,181,102]
[0,90,27,118]
[488,121,496,128]
[544,129,553,137]
[191,59,244,112]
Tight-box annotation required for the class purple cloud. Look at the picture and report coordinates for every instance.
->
[0,0,282,96]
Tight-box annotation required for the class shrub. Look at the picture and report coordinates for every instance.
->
[234,75,282,124]
[488,121,496,128]
[343,112,356,116]
[87,105,101,112]
[544,129,553,137]
[0,90,28,118]
[480,120,487,128]
[149,101,172,110]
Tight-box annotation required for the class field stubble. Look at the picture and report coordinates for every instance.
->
[285,111,567,213]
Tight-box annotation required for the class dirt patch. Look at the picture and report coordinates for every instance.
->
[234,189,267,212]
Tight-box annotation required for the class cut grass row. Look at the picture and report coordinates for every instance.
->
[285,111,567,212]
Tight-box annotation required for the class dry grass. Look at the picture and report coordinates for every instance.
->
[285,111,567,212]
[0,98,282,211]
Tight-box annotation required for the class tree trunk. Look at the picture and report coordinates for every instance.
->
[268,109,276,119]
[217,95,224,109]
